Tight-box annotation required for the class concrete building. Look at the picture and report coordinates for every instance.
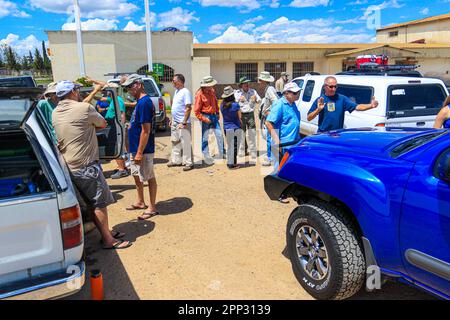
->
[46,12,450,96]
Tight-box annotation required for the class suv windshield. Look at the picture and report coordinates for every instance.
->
[387,84,446,118]
[0,77,36,88]
[0,99,31,130]
[390,131,447,157]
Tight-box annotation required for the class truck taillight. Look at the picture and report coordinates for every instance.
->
[60,205,83,250]
[278,152,290,173]
[158,98,165,112]
[375,123,386,127]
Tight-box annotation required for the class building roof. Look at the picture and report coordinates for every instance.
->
[326,44,420,57]
[194,43,450,50]
[377,12,450,31]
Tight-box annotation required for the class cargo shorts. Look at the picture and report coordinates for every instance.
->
[130,153,155,182]
[71,162,116,209]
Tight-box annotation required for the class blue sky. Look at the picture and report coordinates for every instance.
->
[0,0,449,56]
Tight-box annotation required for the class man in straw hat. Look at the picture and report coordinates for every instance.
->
[234,76,260,162]
[38,82,58,137]
[275,72,289,97]
[194,75,225,163]
[258,71,279,166]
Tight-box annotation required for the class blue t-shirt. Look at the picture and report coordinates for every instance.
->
[128,95,155,155]
[266,97,301,145]
[221,102,241,130]
[444,105,450,129]
[309,93,358,132]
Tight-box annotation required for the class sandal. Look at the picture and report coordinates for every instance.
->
[138,211,160,220]
[126,204,148,211]
[103,239,133,250]
[99,231,125,244]
[278,197,290,204]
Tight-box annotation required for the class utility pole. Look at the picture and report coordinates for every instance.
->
[73,0,86,76]
[144,0,153,73]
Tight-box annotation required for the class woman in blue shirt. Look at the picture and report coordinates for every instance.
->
[220,86,242,169]
[434,96,450,129]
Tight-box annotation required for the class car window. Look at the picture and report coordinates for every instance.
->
[336,84,374,104]
[390,131,447,158]
[292,79,304,90]
[387,84,447,118]
[0,77,35,88]
[434,147,450,181]
[302,80,315,102]
[0,99,31,129]
[142,80,159,97]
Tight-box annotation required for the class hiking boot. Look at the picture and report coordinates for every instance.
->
[183,165,194,171]
[111,170,129,179]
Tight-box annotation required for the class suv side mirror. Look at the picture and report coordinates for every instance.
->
[436,150,450,183]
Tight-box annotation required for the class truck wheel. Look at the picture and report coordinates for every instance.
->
[286,200,365,300]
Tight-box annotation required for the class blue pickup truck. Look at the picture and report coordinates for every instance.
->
[264,128,450,300]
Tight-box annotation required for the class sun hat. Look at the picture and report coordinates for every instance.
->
[200,76,217,87]
[281,72,289,77]
[120,74,143,87]
[221,86,235,99]
[55,80,81,98]
[258,71,275,83]
[44,82,57,97]
[238,76,252,85]
[282,82,301,93]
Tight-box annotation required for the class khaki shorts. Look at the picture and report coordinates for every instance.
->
[130,153,155,182]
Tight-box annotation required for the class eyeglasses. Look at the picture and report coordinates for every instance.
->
[326,85,338,89]
[288,91,300,95]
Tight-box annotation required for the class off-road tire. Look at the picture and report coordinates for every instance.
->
[286,200,365,300]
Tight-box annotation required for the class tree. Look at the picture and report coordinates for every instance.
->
[4,45,20,71]
[41,41,51,73]
[33,47,45,72]
[28,50,33,65]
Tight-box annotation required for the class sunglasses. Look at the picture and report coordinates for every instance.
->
[288,91,300,95]
[326,85,338,89]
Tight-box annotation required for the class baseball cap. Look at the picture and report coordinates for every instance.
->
[121,74,143,87]
[44,82,57,97]
[55,80,81,98]
[282,82,301,93]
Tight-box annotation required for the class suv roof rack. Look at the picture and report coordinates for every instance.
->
[337,64,422,78]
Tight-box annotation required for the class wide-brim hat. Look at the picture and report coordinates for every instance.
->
[258,71,275,83]
[200,75,217,87]
[238,76,252,85]
[281,72,289,77]
[44,82,57,97]
[121,73,143,87]
[221,86,235,98]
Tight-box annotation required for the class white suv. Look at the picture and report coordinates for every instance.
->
[0,87,124,299]
[292,74,449,136]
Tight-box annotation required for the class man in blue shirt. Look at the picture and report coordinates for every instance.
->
[121,74,159,220]
[266,82,302,164]
[308,76,378,133]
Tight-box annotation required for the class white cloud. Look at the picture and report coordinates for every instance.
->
[62,18,119,31]
[209,23,232,35]
[245,15,264,24]
[123,21,145,31]
[156,7,199,31]
[289,0,329,8]
[199,0,260,11]
[0,0,30,18]
[0,34,42,56]
[209,16,375,44]
[29,0,138,18]
[269,0,280,8]
[209,26,256,43]
[362,0,404,20]
[421,8,429,15]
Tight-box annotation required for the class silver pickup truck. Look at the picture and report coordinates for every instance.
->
[0,87,124,299]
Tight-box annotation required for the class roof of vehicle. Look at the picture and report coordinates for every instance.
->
[292,74,446,86]
[0,87,43,98]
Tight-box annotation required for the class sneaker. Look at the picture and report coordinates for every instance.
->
[167,162,183,167]
[111,170,129,179]
[262,159,272,167]
[183,165,194,171]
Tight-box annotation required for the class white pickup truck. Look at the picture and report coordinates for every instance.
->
[292,74,448,136]
[0,87,123,299]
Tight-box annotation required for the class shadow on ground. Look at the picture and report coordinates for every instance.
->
[157,197,193,215]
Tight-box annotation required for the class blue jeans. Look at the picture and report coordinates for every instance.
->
[265,127,272,161]
[201,114,225,159]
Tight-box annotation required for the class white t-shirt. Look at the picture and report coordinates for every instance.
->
[171,87,193,123]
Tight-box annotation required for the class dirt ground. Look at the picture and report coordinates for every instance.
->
[67,122,435,300]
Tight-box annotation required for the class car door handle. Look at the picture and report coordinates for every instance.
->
[416,122,425,127]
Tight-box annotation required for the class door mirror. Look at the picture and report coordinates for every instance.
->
[436,149,450,182]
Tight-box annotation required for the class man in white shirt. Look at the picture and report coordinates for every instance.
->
[167,74,194,171]
[234,76,261,162]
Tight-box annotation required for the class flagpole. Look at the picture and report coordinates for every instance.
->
[73,0,86,77]
[144,0,153,73]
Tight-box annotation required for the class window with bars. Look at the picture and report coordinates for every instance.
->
[264,62,286,80]
[293,62,315,78]
[389,30,399,37]
[235,63,258,83]
[136,64,175,82]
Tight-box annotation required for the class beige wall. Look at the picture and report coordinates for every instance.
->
[377,19,450,44]
[47,30,193,96]
[191,57,211,94]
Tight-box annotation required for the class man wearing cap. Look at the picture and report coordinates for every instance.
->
[52,80,131,250]
[194,75,225,163]
[234,76,261,161]
[275,72,289,97]
[38,82,58,139]
[258,71,279,166]
[121,74,159,220]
